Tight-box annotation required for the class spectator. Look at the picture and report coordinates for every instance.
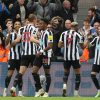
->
[79,18,96,40]
[93,22,100,33]
[64,19,72,31]
[2,19,13,37]
[51,16,64,56]
[47,23,53,32]
[59,0,74,22]
[87,7,100,26]
[27,0,61,21]
[0,25,8,62]
[79,19,96,59]
[0,1,10,30]
[2,0,16,10]
[10,0,28,25]
[69,0,79,21]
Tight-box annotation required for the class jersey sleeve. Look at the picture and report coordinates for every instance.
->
[76,32,84,43]
[59,32,64,42]
[17,27,23,38]
[90,37,97,46]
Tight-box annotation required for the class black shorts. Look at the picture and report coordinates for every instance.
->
[33,55,51,69]
[20,55,35,67]
[64,60,80,69]
[92,64,100,73]
[8,59,20,71]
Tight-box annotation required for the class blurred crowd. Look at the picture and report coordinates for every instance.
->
[0,0,100,62]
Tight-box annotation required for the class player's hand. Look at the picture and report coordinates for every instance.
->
[36,52,42,57]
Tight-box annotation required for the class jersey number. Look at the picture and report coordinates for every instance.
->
[23,32,30,42]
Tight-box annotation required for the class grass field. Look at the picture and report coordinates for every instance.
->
[0,97,100,100]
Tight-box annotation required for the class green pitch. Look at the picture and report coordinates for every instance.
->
[0,97,100,100]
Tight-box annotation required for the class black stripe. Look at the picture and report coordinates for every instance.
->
[45,34,48,56]
[75,35,78,60]
[70,31,74,60]
[66,31,69,60]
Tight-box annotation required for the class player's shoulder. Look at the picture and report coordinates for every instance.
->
[46,30,53,35]
[62,30,69,35]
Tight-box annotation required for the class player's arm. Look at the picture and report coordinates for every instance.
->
[10,36,21,48]
[30,34,40,45]
[58,33,64,48]
[76,32,85,49]
[43,42,53,52]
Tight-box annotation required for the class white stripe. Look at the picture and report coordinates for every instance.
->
[24,42,27,55]
[64,32,67,60]
[67,31,72,60]
[97,48,100,65]
[94,39,98,64]
[72,33,76,60]
[12,33,15,59]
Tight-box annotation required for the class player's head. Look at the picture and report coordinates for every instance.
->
[28,14,37,25]
[14,20,22,32]
[39,18,49,30]
[71,22,78,31]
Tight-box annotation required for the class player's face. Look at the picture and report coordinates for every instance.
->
[14,21,21,32]
[38,21,45,30]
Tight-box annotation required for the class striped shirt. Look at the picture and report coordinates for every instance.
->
[90,37,100,65]
[18,24,38,56]
[59,30,83,61]
[8,31,21,60]
[39,30,53,57]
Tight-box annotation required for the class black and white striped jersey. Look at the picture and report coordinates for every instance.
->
[59,29,83,61]
[8,31,21,60]
[39,30,53,57]
[18,24,38,56]
[90,37,100,65]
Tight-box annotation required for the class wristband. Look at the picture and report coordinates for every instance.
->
[40,50,44,53]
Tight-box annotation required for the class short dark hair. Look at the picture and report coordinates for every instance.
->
[88,7,96,14]
[28,14,37,22]
[5,18,13,24]
[41,18,49,24]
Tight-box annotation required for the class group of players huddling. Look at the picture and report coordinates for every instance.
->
[2,14,100,98]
